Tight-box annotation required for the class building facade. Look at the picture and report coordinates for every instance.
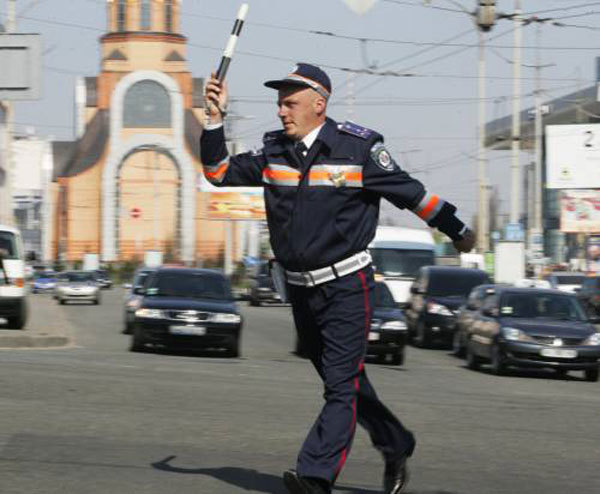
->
[53,0,241,264]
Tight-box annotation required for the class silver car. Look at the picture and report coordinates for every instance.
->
[55,271,101,305]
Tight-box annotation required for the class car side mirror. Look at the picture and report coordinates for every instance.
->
[133,286,145,295]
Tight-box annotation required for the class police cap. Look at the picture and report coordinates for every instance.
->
[264,63,332,100]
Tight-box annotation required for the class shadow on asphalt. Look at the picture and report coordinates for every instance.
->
[152,455,460,493]
[461,364,587,382]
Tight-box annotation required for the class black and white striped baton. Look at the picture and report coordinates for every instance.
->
[215,3,249,82]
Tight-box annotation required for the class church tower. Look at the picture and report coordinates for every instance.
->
[53,0,217,264]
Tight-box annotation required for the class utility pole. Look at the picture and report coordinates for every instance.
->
[1,0,17,226]
[533,22,543,238]
[475,1,496,253]
[510,0,523,225]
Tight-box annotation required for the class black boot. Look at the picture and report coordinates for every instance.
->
[384,455,410,494]
[283,470,331,494]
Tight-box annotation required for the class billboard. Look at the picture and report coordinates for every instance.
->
[206,191,266,221]
[0,34,42,100]
[546,124,600,189]
[560,190,600,233]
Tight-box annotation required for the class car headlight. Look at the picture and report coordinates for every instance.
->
[502,327,535,342]
[135,308,164,319]
[211,313,241,324]
[381,320,407,331]
[127,299,142,309]
[584,332,600,346]
[427,302,453,316]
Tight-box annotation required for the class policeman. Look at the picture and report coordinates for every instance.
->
[202,63,475,494]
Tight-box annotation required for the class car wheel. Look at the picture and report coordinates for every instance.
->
[93,297,100,305]
[123,321,133,335]
[466,341,481,371]
[224,336,240,358]
[390,349,404,366]
[414,321,431,348]
[129,327,146,353]
[7,307,27,330]
[555,368,568,379]
[490,343,506,376]
[452,330,465,358]
[59,299,66,305]
[584,367,599,382]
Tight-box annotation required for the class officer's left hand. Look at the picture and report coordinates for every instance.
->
[453,229,475,253]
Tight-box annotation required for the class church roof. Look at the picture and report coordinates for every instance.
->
[54,110,109,179]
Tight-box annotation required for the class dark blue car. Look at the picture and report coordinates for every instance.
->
[32,271,58,293]
[130,267,242,357]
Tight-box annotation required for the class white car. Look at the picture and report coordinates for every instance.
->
[0,225,28,329]
[545,272,586,293]
[55,271,101,305]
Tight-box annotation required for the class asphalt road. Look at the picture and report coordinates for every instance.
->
[1,289,599,494]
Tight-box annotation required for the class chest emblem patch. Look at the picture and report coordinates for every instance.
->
[329,170,347,187]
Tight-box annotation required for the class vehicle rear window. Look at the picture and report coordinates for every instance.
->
[0,231,19,260]
[371,248,434,278]
[428,271,491,297]
[146,272,231,300]
[374,283,396,308]
[554,275,585,285]
[500,292,587,321]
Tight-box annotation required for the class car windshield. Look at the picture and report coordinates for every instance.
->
[35,272,56,279]
[374,283,397,308]
[371,248,434,278]
[64,272,96,282]
[428,271,491,297]
[500,292,587,321]
[553,275,585,285]
[0,231,19,260]
[146,272,231,300]
[134,271,151,287]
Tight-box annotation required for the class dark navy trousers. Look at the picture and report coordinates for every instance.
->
[288,266,415,484]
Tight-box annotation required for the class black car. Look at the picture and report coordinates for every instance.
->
[465,287,600,381]
[576,276,600,316]
[123,266,158,334]
[248,262,281,306]
[368,281,408,365]
[93,269,112,289]
[453,284,505,357]
[130,268,242,357]
[404,266,491,348]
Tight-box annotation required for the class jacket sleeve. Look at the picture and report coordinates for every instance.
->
[200,125,266,186]
[363,141,467,241]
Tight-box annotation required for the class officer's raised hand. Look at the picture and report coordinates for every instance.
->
[205,73,229,124]
[453,228,475,253]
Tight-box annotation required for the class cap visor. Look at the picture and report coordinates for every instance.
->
[264,79,311,90]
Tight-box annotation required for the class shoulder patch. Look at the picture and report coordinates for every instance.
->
[339,121,375,140]
[370,142,397,172]
[263,130,285,144]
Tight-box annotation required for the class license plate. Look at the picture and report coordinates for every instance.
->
[368,332,380,341]
[169,325,207,336]
[540,348,577,359]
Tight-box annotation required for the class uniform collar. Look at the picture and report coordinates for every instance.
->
[300,122,325,151]
[315,117,338,151]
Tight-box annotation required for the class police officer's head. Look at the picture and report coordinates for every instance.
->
[264,63,331,141]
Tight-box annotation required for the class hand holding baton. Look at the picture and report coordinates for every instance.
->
[206,3,249,120]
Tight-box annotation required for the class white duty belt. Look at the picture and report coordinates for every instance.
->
[285,251,372,287]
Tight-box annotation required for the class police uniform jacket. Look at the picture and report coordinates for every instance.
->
[200,117,465,272]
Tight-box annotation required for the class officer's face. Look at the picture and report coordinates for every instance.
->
[277,86,326,140]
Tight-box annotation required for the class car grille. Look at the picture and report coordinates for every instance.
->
[531,335,586,346]
[167,310,210,322]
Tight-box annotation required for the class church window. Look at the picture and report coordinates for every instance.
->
[140,0,152,31]
[117,0,127,32]
[123,80,171,128]
[165,0,173,32]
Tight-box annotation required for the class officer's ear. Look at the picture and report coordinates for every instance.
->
[314,95,327,116]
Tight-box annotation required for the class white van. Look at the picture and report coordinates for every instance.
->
[0,224,28,329]
[369,226,436,307]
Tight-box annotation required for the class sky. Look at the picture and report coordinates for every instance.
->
[2,0,600,229]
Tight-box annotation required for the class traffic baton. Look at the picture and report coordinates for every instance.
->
[215,3,249,82]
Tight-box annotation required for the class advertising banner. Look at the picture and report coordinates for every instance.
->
[560,190,600,233]
[546,124,600,189]
[206,191,266,221]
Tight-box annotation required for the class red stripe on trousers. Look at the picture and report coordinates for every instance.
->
[334,269,370,480]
